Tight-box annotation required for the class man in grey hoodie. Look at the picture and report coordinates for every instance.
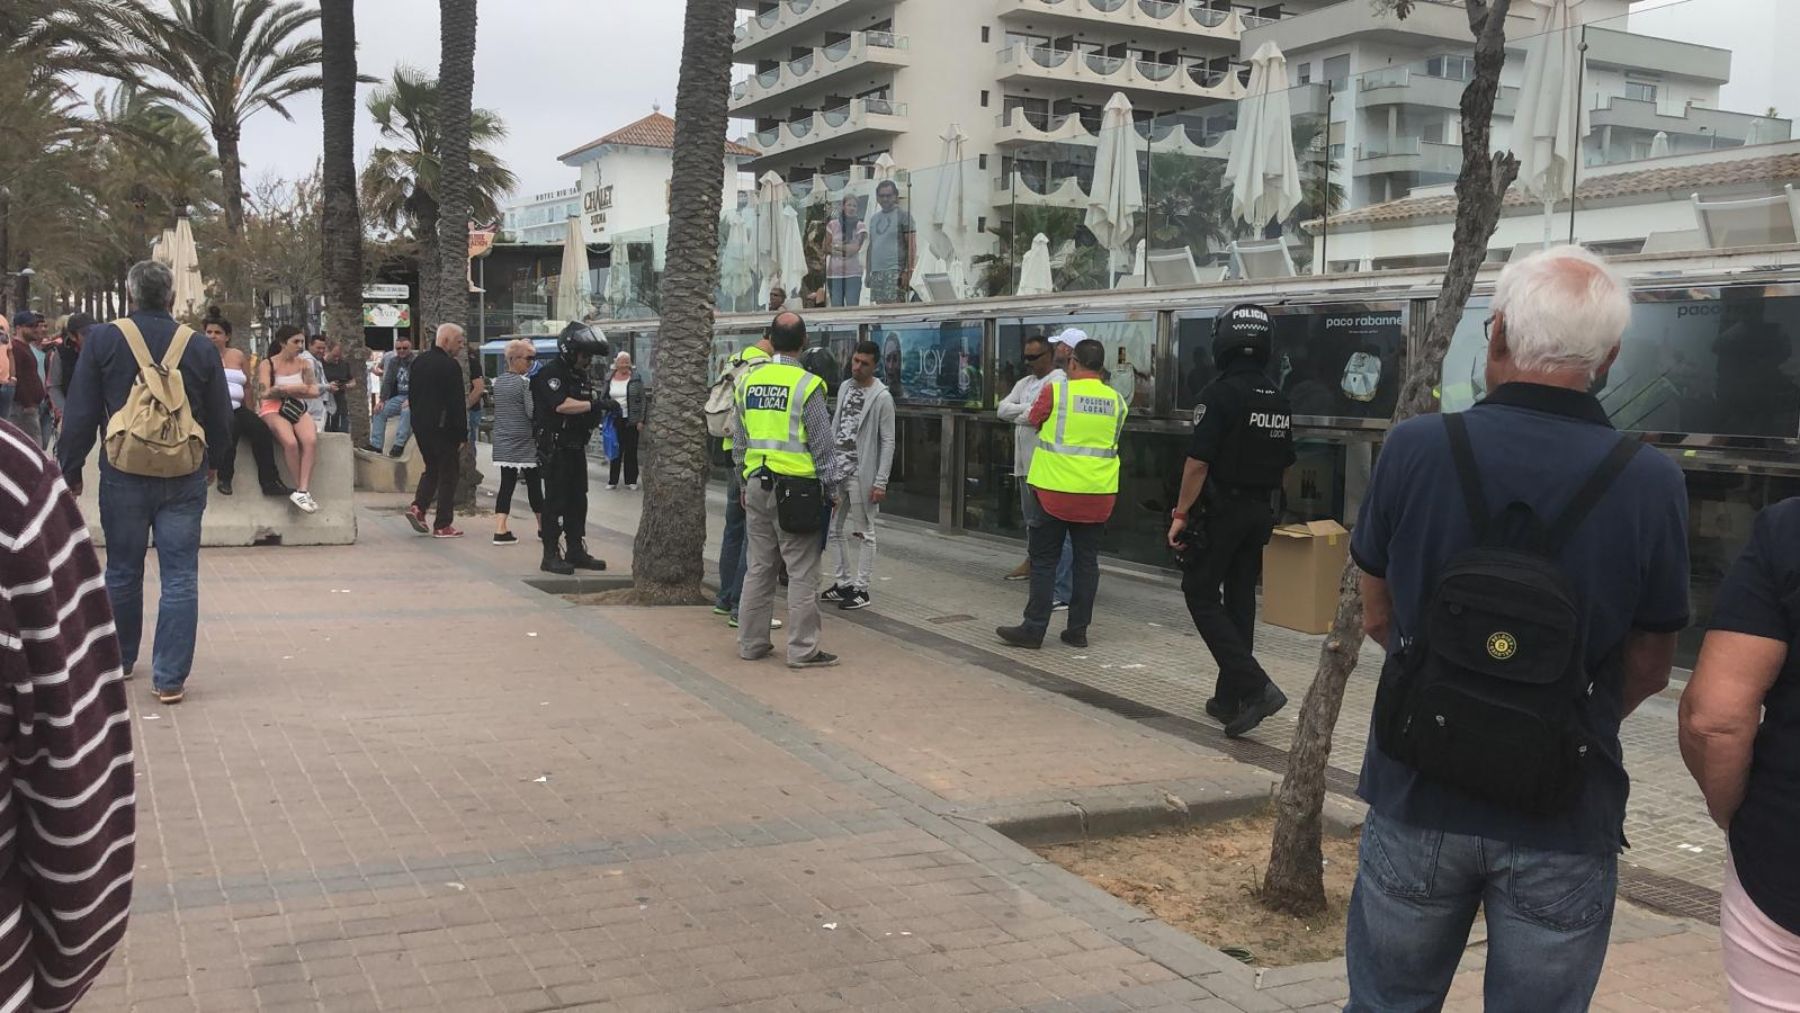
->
[820,340,895,611]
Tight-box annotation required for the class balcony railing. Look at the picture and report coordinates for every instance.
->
[997,41,1245,100]
[741,98,910,160]
[995,0,1247,41]
[730,31,911,110]
[734,0,902,52]
[994,105,1232,157]
[1359,137,1423,158]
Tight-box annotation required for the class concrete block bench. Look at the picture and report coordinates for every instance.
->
[73,432,357,547]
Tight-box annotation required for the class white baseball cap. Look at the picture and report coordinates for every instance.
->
[1052,327,1087,347]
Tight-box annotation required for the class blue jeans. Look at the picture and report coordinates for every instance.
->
[1020,480,1073,602]
[717,470,748,613]
[98,467,207,693]
[468,406,483,444]
[827,276,862,308]
[370,395,411,451]
[1346,810,1617,1012]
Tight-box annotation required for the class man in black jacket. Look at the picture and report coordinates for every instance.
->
[403,323,470,537]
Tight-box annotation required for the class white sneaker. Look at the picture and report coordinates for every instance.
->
[291,490,319,514]
[627,483,639,491]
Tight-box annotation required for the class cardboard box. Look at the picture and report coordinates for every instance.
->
[1262,520,1351,635]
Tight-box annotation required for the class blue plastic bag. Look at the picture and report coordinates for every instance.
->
[602,414,619,461]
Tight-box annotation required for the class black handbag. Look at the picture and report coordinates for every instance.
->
[774,475,825,535]
[278,397,306,423]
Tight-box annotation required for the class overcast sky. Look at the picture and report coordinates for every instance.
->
[143,0,1792,211]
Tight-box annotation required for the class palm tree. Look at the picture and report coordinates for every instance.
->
[1262,0,1521,918]
[128,0,323,239]
[630,0,737,603]
[435,0,480,506]
[319,0,369,445]
[360,67,515,346]
[1144,151,1235,268]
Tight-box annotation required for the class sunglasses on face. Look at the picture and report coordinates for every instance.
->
[1023,351,1046,362]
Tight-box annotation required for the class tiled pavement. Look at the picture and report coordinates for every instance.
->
[563,461,1728,898]
[85,469,1727,1010]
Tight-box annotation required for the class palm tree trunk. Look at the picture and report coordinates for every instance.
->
[630,0,736,602]
[215,124,247,237]
[416,195,441,340]
[320,0,370,447]
[1262,0,1520,918]
[435,0,480,510]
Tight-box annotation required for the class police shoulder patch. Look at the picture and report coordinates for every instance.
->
[1193,403,1206,424]
[548,377,562,391]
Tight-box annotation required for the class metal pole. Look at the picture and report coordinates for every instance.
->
[1569,26,1588,246]
[479,257,486,342]
[1321,86,1332,275]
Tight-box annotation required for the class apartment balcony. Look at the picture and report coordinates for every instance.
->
[1241,0,1533,56]
[733,0,903,60]
[1354,137,1462,177]
[740,98,910,165]
[995,0,1246,48]
[995,42,1246,104]
[1356,67,1518,118]
[1589,96,1792,147]
[993,169,1092,210]
[994,106,1232,158]
[729,31,911,118]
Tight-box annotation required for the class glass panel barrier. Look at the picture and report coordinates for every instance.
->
[884,413,944,524]
[1447,285,1800,439]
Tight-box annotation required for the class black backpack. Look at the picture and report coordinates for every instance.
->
[1372,412,1642,815]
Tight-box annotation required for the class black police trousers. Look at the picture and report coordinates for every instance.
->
[1182,491,1277,707]
[540,445,590,554]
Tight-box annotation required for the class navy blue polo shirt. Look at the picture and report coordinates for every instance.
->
[1706,498,1800,934]
[1351,383,1690,854]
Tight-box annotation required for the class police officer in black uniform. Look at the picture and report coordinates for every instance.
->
[1167,303,1296,738]
[533,323,615,575]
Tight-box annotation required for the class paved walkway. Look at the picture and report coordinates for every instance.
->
[83,472,1727,1010]
[560,460,1726,901]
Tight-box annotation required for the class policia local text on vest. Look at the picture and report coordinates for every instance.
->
[732,312,841,670]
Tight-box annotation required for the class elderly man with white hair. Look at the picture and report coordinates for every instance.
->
[1343,246,1691,1010]
[403,322,472,538]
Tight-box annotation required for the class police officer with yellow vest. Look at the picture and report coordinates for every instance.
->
[733,312,840,668]
[997,338,1126,650]
[713,332,776,627]
[1167,304,1296,738]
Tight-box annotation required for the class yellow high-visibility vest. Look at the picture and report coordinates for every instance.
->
[721,345,772,452]
[736,360,823,478]
[1026,377,1127,494]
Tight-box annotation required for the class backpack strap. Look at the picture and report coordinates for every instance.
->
[1442,412,1489,540]
[113,319,157,372]
[1544,435,1642,555]
[162,325,195,369]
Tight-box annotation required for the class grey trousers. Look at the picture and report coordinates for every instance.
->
[738,479,824,663]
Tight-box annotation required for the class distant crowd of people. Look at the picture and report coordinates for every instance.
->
[5,244,1800,1011]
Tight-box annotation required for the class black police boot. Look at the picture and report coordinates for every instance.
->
[565,540,607,571]
[540,546,574,576]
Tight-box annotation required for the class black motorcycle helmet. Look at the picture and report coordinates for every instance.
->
[558,322,611,369]
[1212,303,1273,369]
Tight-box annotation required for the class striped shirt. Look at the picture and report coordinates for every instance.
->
[0,421,135,1012]
[490,372,538,469]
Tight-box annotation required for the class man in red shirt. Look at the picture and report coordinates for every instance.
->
[997,338,1125,650]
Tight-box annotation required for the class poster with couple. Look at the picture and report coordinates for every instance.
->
[875,321,985,407]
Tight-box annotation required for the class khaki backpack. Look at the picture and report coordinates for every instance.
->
[103,319,207,477]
